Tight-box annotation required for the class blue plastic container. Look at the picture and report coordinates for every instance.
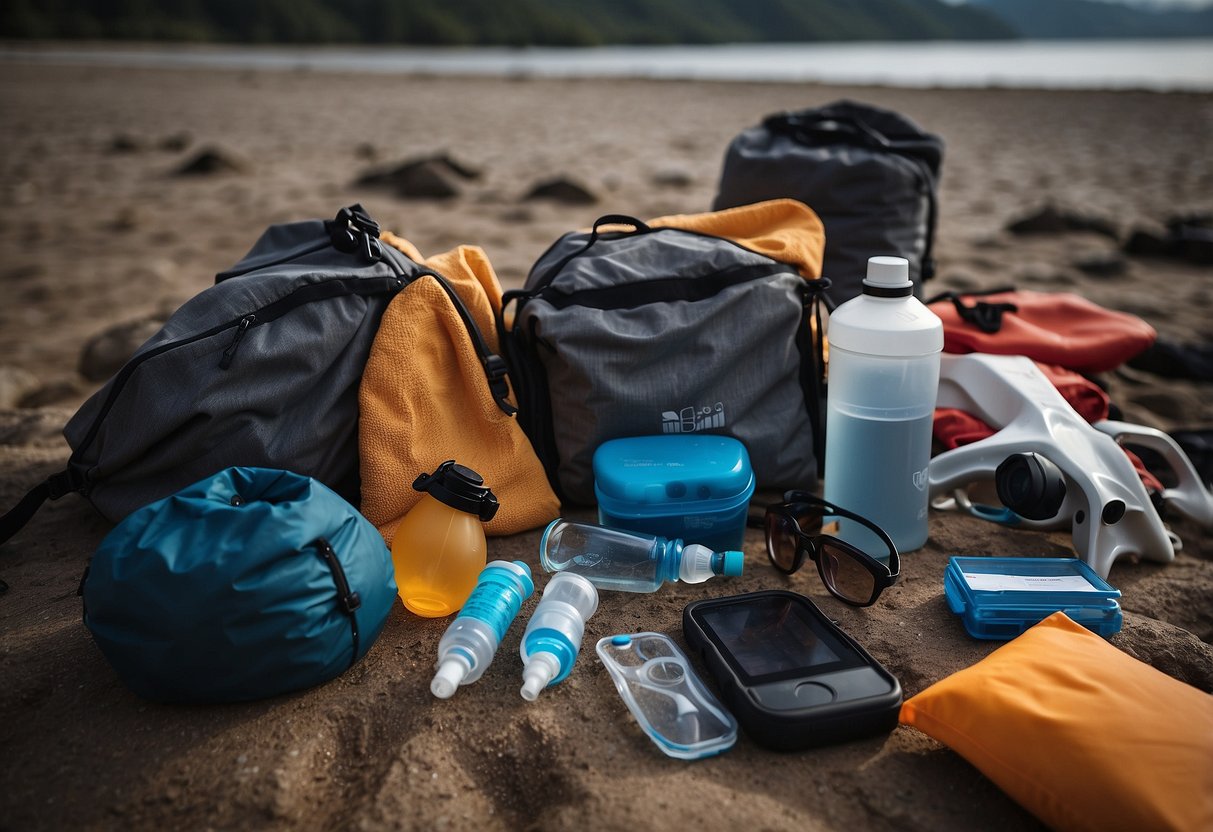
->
[592,435,755,552]
[944,556,1123,640]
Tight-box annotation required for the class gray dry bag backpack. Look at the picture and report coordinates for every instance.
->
[500,214,828,506]
[0,205,514,546]
[713,100,944,306]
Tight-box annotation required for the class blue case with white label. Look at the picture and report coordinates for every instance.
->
[945,556,1122,640]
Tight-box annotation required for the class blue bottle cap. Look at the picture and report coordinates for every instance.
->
[611,634,632,647]
[722,551,744,577]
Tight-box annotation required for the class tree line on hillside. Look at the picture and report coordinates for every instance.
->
[0,0,1015,45]
[4,0,1211,44]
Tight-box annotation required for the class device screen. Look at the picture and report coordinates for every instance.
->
[695,594,866,683]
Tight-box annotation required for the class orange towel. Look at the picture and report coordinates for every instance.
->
[360,238,559,542]
[646,198,826,280]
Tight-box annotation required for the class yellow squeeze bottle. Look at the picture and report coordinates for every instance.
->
[390,461,500,618]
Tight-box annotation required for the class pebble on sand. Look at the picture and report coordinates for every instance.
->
[78,316,168,382]
[173,147,252,177]
[522,177,598,205]
[356,153,481,199]
[1006,204,1119,239]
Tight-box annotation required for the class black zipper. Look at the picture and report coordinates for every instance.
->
[218,314,256,369]
[215,238,332,282]
[536,261,798,311]
[69,274,403,470]
[313,537,362,669]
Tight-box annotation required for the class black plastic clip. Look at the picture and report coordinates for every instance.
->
[326,204,382,264]
[482,354,517,416]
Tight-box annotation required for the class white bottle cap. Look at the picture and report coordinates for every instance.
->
[678,544,716,584]
[431,656,470,699]
[827,255,943,358]
[863,256,913,295]
[520,652,562,701]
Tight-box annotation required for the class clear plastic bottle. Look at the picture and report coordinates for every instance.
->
[390,461,499,618]
[539,519,743,593]
[519,573,599,701]
[823,256,943,554]
[431,560,534,699]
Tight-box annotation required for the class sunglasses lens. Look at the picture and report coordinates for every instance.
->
[765,512,800,572]
[818,540,877,605]
[792,504,823,535]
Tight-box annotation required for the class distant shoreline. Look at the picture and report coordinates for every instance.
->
[3,39,1212,92]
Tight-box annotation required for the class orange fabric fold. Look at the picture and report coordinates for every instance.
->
[646,198,826,279]
[360,240,559,541]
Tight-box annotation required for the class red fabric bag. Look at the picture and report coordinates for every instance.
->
[928,290,1156,373]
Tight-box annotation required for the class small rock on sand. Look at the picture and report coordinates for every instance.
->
[522,177,597,205]
[0,366,40,409]
[173,147,251,177]
[78,316,167,382]
[356,153,481,199]
[1006,204,1119,239]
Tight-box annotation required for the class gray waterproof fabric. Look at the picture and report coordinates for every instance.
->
[509,221,822,506]
[61,208,415,521]
[713,100,944,305]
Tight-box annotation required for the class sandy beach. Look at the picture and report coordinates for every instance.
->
[0,59,1210,831]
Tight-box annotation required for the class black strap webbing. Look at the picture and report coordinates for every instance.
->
[0,470,80,547]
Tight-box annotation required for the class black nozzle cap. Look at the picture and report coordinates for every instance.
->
[995,452,1067,522]
[412,460,499,522]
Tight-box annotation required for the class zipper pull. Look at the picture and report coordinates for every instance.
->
[219,314,255,370]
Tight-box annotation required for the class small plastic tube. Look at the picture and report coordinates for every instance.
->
[519,572,599,700]
[430,560,533,699]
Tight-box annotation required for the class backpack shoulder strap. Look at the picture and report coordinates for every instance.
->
[0,469,83,547]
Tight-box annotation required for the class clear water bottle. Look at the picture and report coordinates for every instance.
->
[431,560,533,699]
[823,256,943,555]
[539,519,743,593]
[519,572,599,701]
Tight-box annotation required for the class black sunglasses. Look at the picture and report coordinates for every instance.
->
[763,490,900,607]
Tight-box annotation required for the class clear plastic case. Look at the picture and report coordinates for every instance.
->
[595,632,737,760]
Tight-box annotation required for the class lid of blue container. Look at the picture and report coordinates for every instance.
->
[593,435,755,510]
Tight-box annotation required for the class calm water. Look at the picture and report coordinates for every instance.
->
[2,40,1212,91]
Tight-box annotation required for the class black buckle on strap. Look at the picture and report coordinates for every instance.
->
[482,354,517,416]
[326,204,382,263]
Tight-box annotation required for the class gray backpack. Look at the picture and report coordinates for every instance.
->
[0,205,512,545]
[713,100,944,306]
[500,215,827,506]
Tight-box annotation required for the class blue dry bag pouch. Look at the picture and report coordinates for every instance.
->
[82,467,397,703]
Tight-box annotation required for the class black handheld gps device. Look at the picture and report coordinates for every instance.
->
[683,590,902,750]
